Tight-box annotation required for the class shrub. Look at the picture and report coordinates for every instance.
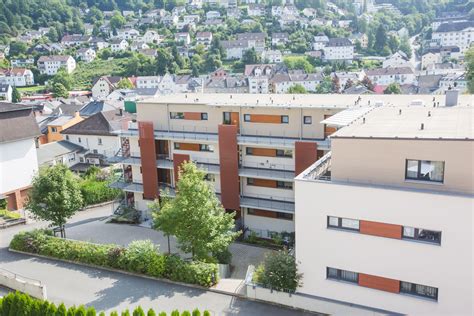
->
[253,251,303,293]
[0,209,21,219]
[10,230,218,287]
[80,179,121,206]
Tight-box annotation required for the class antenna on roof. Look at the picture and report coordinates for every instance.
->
[420,123,424,130]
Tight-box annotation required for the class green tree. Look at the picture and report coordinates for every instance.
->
[315,77,332,94]
[374,24,387,51]
[399,35,412,59]
[253,251,303,292]
[52,83,69,98]
[52,68,73,90]
[26,164,83,238]
[331,75,341,93]
[152,162,239,261]
[8,41,28,56]
[110,11,126,30]
[287,84,307,94]
[242,47,259,65]
[11,87,21,103]
[117,78,133,89]
[384,83,402,94]
[466,47,474,94]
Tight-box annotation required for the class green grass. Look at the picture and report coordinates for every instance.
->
[0,209,21,219]
[17,85,46,93]
[71,58,128,90]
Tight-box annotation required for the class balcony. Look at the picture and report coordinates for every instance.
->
[300,152,332,181]
[239,162,294,181]
[110,181,144,193]
[240,195,295,213]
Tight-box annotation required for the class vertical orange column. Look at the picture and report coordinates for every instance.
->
[295,141,318,175]
[139,121,159,199]
[173,153,190,183]
[218,125,240,210]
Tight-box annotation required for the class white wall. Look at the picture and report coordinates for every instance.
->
[66,134,119,156]
[0,139,38,194]
[244,209,294,234]
[295,179,473,315]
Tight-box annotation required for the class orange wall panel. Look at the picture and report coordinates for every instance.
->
[359,273,400,294]
[295,141,318,175]
[251,148,277,157]
[250,209,278,218]
[251,179,278,188]
[249,114,282,124]
[360,220,402,239]
[176,143,200,151]
[184,112,203,120]
[173,154,190,183]
[230,112,240,128]
[218,125,240,210]
[139,121,159,200]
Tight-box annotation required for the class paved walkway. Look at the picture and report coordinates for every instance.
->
[0,206,309,315]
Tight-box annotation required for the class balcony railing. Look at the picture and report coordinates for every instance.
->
[239,166,295,181]
[240,195,295,213]
[301,152,332,181]
[110,181,144,193]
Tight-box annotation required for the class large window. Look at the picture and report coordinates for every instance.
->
[327,216,360,231]
[402,226,441,245]
[281,115,289,124]
[303,116,312,124]
[170,112,184,119]
[405,159,444,183]
[276,181,293,189]
[201,113,208,120]
[244,114,251,122]
[276,149,292,158]
[327,268,358,283]
[400,281,438,300]
[199,144,214,152]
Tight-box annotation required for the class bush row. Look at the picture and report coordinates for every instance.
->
[9,230,218,287]
[0,291,210,316]
[80,179,121,206]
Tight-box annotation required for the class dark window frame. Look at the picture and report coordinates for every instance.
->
[276,212,294,220]
[276,149,293,158]
[223,112,231,124]
[174,143,180,149]
[402,226,442,245]
[327,216,360,232]
[405,159,445,183]
[281,115,289,124]
[326,267,359,284]
[199,144,213,152]
[170,112,184,119]
[244,114,251,122]
[246,147,253,155]
[303,116,312,124]
[400,281,438,301]
[276,181,293,190]
[201,112,208,120]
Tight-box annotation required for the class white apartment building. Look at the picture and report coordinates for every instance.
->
[0,84,12,102]
[108,94,363,236]
[110,39,129,53]
[323,38,354,62]
[295,92,473,316]
[0,68,35,87]
[135,76,161,89]
[116,28,140,40]
[91,76,122,100]
[0,103,40,210]
[196,32,213,46]
[262,50,283,63]
[76,48,96,63]
[37,55,76,75]
[248,77,270,94]
[432,21,474,53]
[382,51,413,69]
[366,67,416,86]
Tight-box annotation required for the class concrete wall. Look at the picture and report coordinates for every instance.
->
[0,138,38,194]
[0,269,47,300]
[244,210,294,234]
[331,138,474,194]
[294,179,473,315]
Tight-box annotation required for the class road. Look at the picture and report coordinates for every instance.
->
[0,206,312,315]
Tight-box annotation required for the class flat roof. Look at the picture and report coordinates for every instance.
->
[332,104,474,140]
[141,93,473,110]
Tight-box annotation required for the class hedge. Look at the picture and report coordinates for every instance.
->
[80,179,121,206]
[0,291,211,316]
[9,230,218,287]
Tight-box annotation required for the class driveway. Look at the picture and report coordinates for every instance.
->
[0,206,304,315]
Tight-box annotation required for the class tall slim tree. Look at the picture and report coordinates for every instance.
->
[152,162,239,261]
[466,47,474,94]
[11,87,21,103]
[27,164,83,238]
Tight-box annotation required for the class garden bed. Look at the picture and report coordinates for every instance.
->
[9,230,219,287]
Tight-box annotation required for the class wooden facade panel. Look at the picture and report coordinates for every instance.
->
[173,154,190,183]
[359,273,400,294]
[295,141,317,175]
[324,114,337,137]
[251,179,278,188]
[184,112,203,120]
[249,114,282,124]
[230,112,240,128]
[218,125,240,210]
[360,220,402,239]
[139,121,159,200]
[251,148,277,157]
[249,209,278,218]
[176,142,200,151]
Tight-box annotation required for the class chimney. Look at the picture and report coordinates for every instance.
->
[119,108,123,116]
[420,123,424,130]
[445,89,459,107]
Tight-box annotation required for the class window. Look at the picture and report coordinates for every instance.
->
[199,144,214,152]
[204,174,215,182]
[327,216,360,231]
[174,143,180,149]
[405,159,445,183]
[79,157,84,162]
[276,212,293,220]
[51,127,58,133]
[246,147,253,155]
[201,113,208,120]
[65,135,69,140]
[276,181,293,189]
[402,226,441,244]
[223,112,231,124]
[98,138,102,145]
[304,116,312,124]
[400,281,438,300]
[247,178,254,185]
[170,112,184,119]
[244,114,251,122]
[327,268,359,283]
[78,137,81,143]
[276,149,292,158]
[281,115,289,124]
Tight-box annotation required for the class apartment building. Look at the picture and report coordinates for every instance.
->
[295,92,473,315]
[432,21,474,53]
[109,93,354,236]
[322,38,354,62]
[37,55,76,75]
[0,68,35,87]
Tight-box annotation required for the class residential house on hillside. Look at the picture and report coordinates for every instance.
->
[37,55,76,75]
[116,28,140,40]
[175,33,191,46]
[322,38,354,62]
[366,67,416,86]
[313,33,329,50]
[61,34,92,46]
[262,50,283,63]
[110,39,129,53]
[196,32,213,46]
[0,68,35,87]
[247,3,265,16]
[76,48,96,63]
[92,76,122,100]
[36,140,83,169]
[10,58,35,68]
[237,33,266,53]
[432,21,474,53]
[0,84,12,102]
[270,72,322,93]
[383,51,413,69]
[79,100,118,117]
[204,75,248,93]
[0,103,40,210]
[271,33,289,47]
[45,112,84,143]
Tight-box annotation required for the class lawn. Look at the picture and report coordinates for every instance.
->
[17,85,46,93]
[71,58,128,90]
